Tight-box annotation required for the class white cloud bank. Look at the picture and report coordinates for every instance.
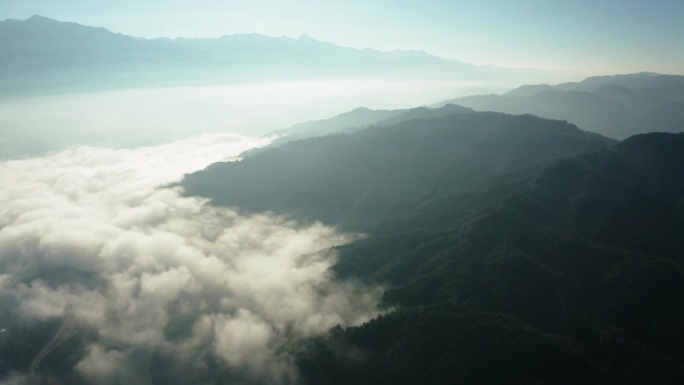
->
[0,134,383,384]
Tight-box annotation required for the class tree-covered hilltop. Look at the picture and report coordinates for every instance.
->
[183,113,684,383]
[252,104,476,153]
[242,104,476,158]
[183,110,614,229]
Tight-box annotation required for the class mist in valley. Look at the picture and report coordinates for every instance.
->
[2,2,684,384]
[0,79,501,160]
[0,134,385,384]
[0,15,496,384]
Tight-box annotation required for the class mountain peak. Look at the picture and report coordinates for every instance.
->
[298,33,316,41]
[25,15,56,23]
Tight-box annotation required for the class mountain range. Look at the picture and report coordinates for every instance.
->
[0,15,546,96]
[250,72,684,154]
[181,108,684,384]
[2,14,684,384]
[1,87,683,383]
[438,72,684,139]
[184,107,614,228]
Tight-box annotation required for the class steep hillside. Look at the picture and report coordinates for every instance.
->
[183,111,614,228]
[183,110,684,383]
[296,133,684,385]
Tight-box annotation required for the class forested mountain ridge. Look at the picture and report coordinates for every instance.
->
[182,110,684,383]
[438,73,684,139]
[271,104,475,140]
[183,110,614,229]
[250,104,476,155]
[296,132,684,385]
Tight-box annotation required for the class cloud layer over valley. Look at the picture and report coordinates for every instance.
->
[0,80,489,160]
[0,134,384,384]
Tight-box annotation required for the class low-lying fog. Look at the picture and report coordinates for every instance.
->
[0,133,384,384]
[0,79,503,159]
[0,78,495,383]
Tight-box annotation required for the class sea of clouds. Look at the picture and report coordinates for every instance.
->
[0,134,383,384]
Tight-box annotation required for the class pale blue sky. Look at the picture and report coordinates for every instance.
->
[2,0,683,75]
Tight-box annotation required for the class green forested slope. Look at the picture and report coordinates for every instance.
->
[297,133,684,385]
[183,111,613,229]
[183,113,683,384]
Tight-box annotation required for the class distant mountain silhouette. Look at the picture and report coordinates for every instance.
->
[252,104,475,153]
[437,73,684,139]
[269,107,405,142]
[172,32,454,69]
[0,15,206,94]
[0,16,547,95]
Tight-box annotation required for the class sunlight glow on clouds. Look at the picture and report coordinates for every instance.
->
[0,135,384,384]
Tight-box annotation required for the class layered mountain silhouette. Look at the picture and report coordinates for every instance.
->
[250,104,476,154]
[0,15,206,94]
[0,16,542,95]
[438,73,684,139]
[182,111,684,384]
[4,14,683,383]
[260,72,684,151]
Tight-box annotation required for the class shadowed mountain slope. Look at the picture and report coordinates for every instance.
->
[438,73,684,139]
[183,111,614,228]
[296,133,684,385]
[183,106,684,383]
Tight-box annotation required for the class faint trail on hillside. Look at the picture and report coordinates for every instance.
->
[29,315,75,385]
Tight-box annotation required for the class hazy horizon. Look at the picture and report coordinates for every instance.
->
[2,1,683,75]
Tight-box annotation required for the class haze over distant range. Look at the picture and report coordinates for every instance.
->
[2,0,684,75]
[0,14,544,159]
[2,1,684,384]
[0,14,548,96]
[2,1,682,159]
